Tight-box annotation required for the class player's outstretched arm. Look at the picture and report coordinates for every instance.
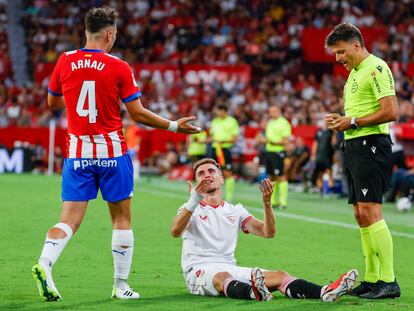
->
[244,178,276,238]
[125,99,201,134]
[47,93,66,110]
[171,180,209,237]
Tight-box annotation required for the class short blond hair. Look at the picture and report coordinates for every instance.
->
[193,158,221,175]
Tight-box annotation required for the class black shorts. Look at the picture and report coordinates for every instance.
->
[212,147,233,171]
[311,160,332,185]
[265,151,286,177]
[344,134,392,204]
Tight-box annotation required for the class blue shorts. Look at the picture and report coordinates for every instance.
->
[62,155,134,202]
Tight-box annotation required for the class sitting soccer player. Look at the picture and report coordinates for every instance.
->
[171,158,358,302]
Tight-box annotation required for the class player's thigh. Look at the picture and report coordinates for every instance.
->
[108,198,132,228]
[228,265,267,285]
[62,159,98,201]
[265,152,278,175]
[99,155,134,202]
[185,264,232,296]
[59,201,89,232]
[347,137,390,203]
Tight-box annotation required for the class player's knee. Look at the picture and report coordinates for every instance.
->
[212,272,233,292]
[47,222,74,239]
[356,203,381,226]
[276,270,289,279]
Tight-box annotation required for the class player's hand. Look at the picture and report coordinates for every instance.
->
[258,178,273,203]
[177,116,202,134]
[187,179,210,195]
[328,116,352,131]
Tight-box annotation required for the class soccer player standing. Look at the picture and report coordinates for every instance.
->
[325,23,400,299]
[32,6,200,301]
[258,105,292,209]
[209,105,239,201]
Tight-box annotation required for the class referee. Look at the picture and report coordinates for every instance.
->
[325,23,400,299]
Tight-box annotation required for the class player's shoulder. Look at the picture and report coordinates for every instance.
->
[103,53,130,67]
[225,201,244,210]
[367,54,390,71]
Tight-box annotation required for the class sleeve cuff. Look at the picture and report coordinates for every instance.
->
[241,215,254,234]
[122,92,142,103]
[48,88,62,96]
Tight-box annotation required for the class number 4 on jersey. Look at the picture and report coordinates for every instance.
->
[76,81,97,123]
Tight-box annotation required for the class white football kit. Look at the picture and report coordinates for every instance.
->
[178,200,263,296]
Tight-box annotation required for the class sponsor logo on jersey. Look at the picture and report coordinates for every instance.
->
[73,159,118,170]
[372,76,381,93]
[227,215,236,224]
[376,65,383,73]
[199,215,208,220]
[351,81,358,93]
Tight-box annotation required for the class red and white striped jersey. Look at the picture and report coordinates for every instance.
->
[48,48,141,158]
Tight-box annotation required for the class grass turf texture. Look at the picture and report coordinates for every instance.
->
[0,174,413,310]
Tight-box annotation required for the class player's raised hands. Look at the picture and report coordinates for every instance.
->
[187,179,210,195]
[258,178,274,203]
[177,116,202,134]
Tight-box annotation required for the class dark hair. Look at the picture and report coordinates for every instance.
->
[193,158,221,174]
[85,6,118,33]
[325,23,364,48]
[216,104,228,112]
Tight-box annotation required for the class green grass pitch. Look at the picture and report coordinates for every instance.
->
[0,174,413,310]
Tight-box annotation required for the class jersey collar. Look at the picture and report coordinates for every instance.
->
[355,53,373,71]
[80,48,104,52]
[200,200,225,208]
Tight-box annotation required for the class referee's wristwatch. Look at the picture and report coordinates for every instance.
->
[350,117,359,130]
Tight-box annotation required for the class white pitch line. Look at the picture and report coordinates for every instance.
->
[139,187,414,240]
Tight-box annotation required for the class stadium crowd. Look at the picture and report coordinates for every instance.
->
[1,0,414,203]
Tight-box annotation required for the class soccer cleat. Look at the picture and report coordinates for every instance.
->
[250,267,272,301]
[32,263,62,301]
[321,269,358,302]
[348,281,378,296]
[359,280,401,299]
[112,283,140,299]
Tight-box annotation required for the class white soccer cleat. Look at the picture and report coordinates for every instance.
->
[250,267,272,301]
[32,262,62,301]
[321,269,359,302]
[112,283,140,299]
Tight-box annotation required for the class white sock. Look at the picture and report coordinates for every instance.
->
[39,222,73,267]
[112,229,134,287]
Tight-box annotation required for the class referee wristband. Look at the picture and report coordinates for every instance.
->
[167,120,178,132]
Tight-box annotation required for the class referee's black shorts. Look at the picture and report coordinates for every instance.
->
[212,147,233,171]
[344,134,392,204]
[265,151,286,177]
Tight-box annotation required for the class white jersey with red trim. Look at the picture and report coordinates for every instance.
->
[179,200,254,271]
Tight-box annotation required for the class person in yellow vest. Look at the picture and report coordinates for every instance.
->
[209,105,240,201]
[325,23,400,299]
[188,129,207,162]
[258,105,292,209]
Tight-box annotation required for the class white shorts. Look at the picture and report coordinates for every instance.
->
[184,263,265,296]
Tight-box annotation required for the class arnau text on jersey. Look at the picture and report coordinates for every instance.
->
[71,59,105,71]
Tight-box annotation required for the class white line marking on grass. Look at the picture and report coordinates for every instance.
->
[245,206,414,239]
[139,187,414,240]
